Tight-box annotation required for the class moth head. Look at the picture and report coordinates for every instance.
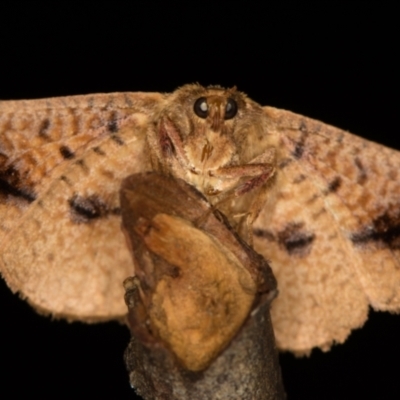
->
[151,84,268,178]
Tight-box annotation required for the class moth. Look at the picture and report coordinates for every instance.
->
[0,84,399,355]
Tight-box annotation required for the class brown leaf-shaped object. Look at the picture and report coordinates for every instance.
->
[1,84,399,355]
[120,172,276,371]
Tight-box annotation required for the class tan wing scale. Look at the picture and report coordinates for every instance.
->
[254,107,400,353]
[0,92,164,320]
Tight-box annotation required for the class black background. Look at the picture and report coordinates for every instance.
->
[0,3,399,399]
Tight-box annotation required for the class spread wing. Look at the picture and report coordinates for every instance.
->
[253,107,400,353]
[0,92,164,320]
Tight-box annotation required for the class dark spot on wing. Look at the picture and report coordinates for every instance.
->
[60,175,72,186]
[110,134,125,145]
[278,158,292,169]
[69,194,120,223]
[293,174,306,184]
[350,209,400,250]
[0,166,36,203]
[59,145,75,160]
[327,176,341,193]
[38,119,50,139]
[93,146,106,156]
[254,223,316,257]
[75,159,88,171]
[293,143,304,159]
[354,157,367,185]
[292,124,308,159]
[69,194,105,222]
[107,111,119,133]
[253,229,275,242]
[277,222,315,257]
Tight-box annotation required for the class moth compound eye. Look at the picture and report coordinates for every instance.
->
[224,98,238,120]
[194,97,208,118]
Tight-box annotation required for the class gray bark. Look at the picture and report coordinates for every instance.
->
[124,297,285,400]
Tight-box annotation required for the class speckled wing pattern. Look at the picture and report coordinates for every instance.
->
[253,107,400,353]
[0,92,164,320]
[1,90,399,354]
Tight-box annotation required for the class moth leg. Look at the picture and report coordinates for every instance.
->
[210,147,276,195]
[211,149,277,243]
[123,276,158,345]
[216,164,274,197]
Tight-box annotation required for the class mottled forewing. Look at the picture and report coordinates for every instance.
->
[254,107,400,353]
[0,92,164,320]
